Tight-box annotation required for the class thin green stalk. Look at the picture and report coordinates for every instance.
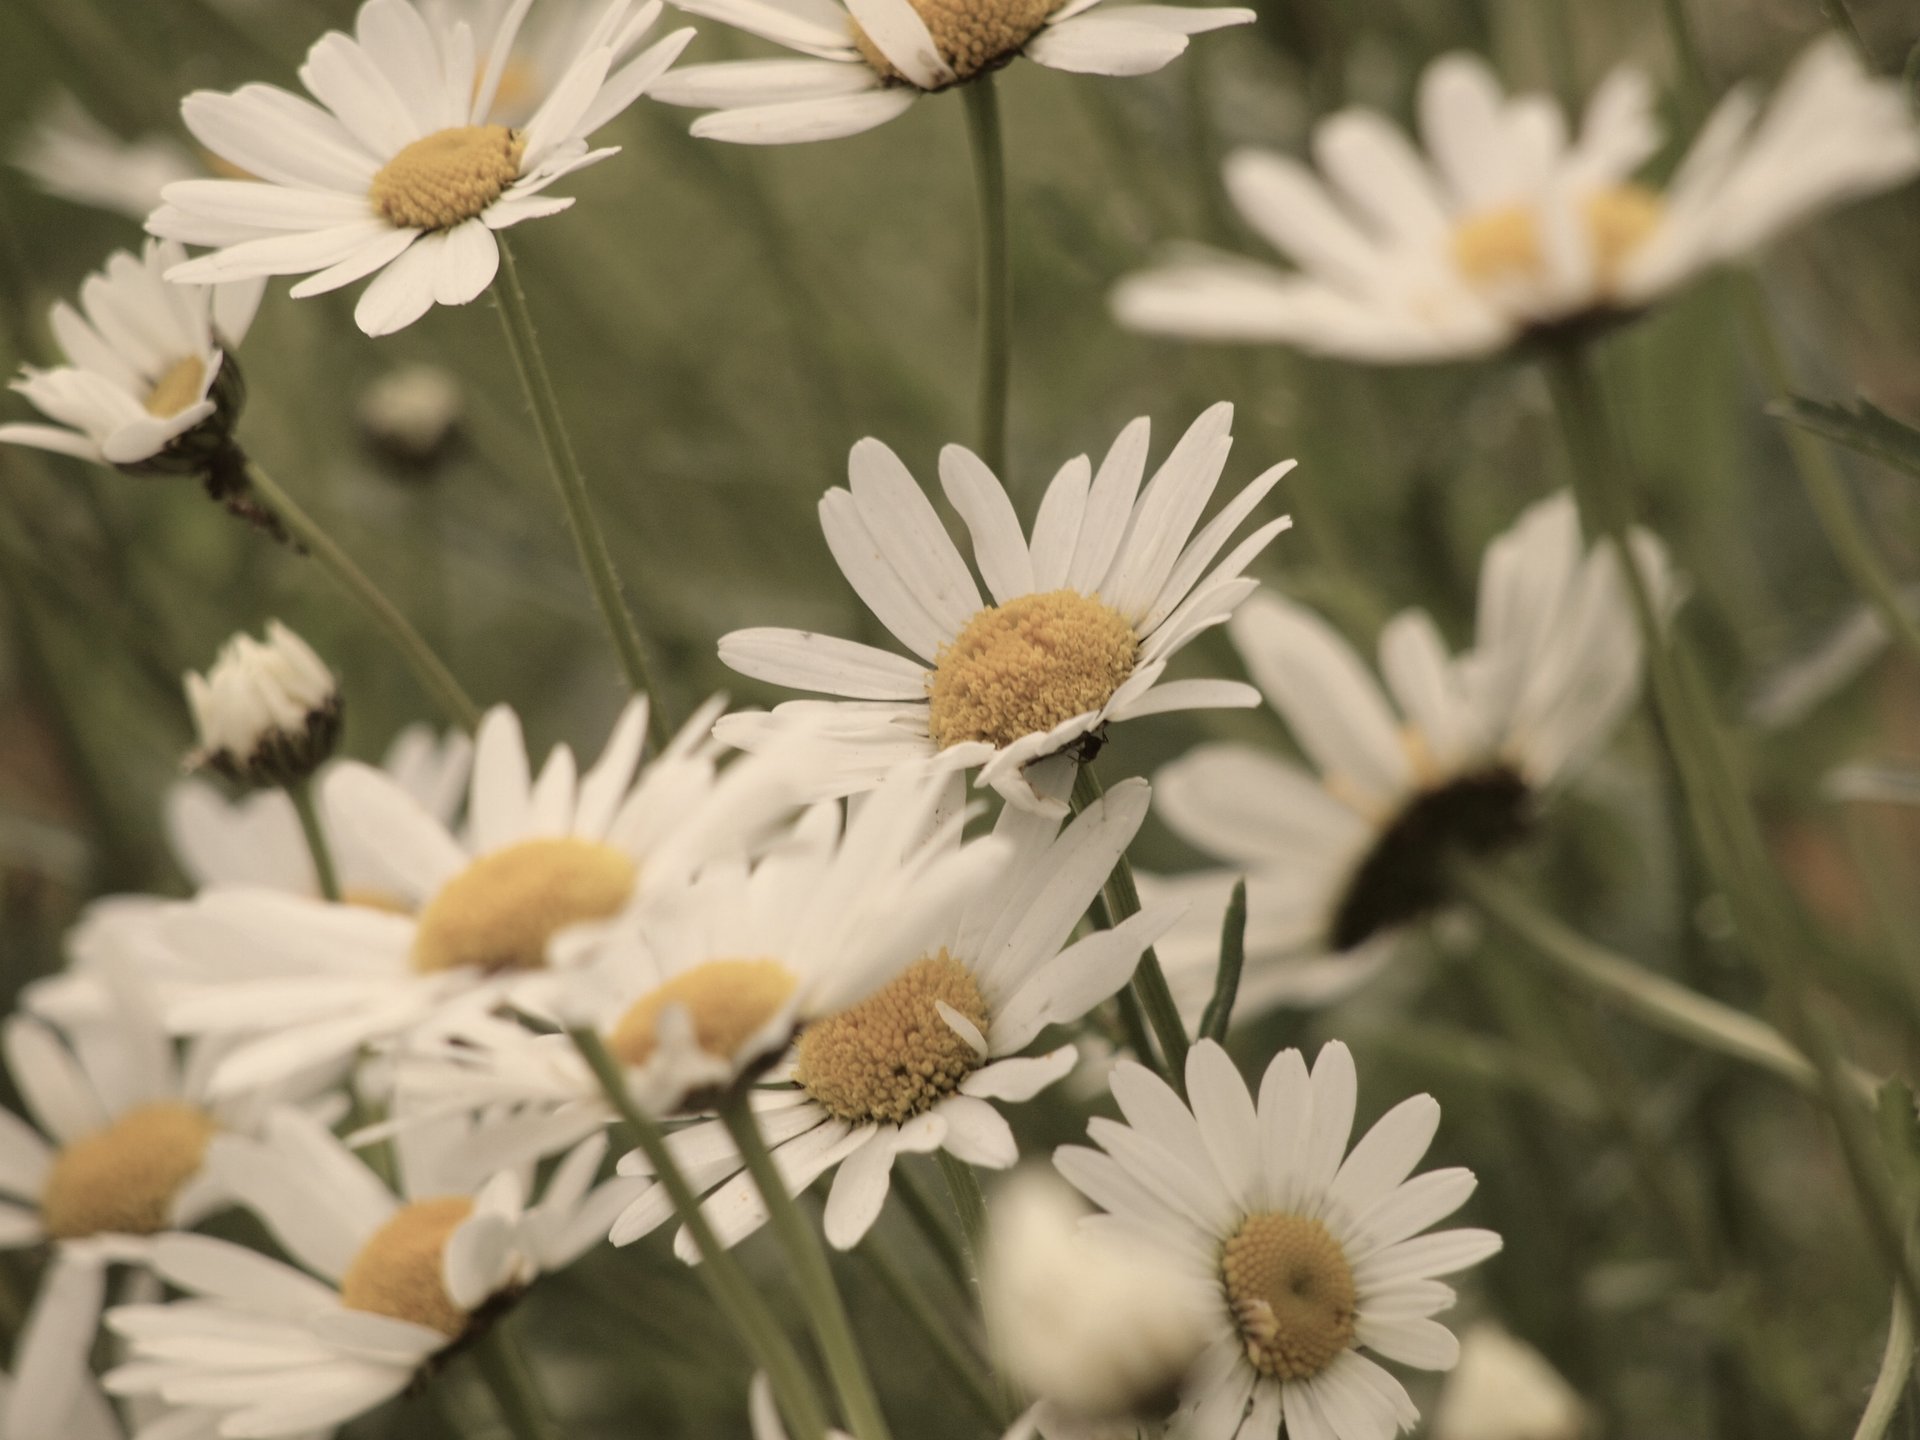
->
[566,1032,832,1440]
[721,1094,892,1440]
[241,460,480,730]
[1070,763,1191,1092]
[469,1322,562,1440]
[961,76,1011,481]
[287,778,340,903]
[894,1164,974,1299]
[858,1236,1007,1429]
[492,237,668,747]
[934,1150,990,1294]
[1198,879,1247,1044]
[1854,1287,1915,1440]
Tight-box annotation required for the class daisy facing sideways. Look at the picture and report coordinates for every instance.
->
[104,1106,627,1437]
[1055,1041,1501,1440]
[608,775,1179,1255]
[1113,36,1920,361]
[649,0,1252,145]
[1147,493,1668,1020]
[149,0,694,335]
[718,403,1292,814]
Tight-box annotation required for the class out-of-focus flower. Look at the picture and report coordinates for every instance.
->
[429,0,623,125]
[357,364,466,471]
[1430,1324,1589,1440]
[150,0,694,336]
[718,405,1290,814]
[1114,37,1920,361]
[1056,1041,1501,1440]
[185,622,342,790]
[0,240,260,470]
[11,95,199,222]
[1147,493,1668,1020]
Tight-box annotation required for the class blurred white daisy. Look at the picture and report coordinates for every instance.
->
[11,95,199,222]
[0,240,261,469]
[609,775,1178,1255]
[149,0,694,336]
[717,404,1291,814]
[1430,1324,1589,1440]
[430,0,622,125]
[648,0,1253,145]
[104,1106,624,1437]
[153,698,802,1096]
[1113,37,1920,361]
[1055,1040,1502,1440]
[184,621,342,790]
[1147,493,1667,1020]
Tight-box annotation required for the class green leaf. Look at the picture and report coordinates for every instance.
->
[1770,395,1920,481]
[1876,1078,1920,1205]
[1198,879,1246,1044]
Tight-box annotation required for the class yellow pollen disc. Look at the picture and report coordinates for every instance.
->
[850,0,1057,84]
[1451,183,1665,296]
[1220,1212,1357,1381]
[794,951,990,1125]
[411,837,636,976]
[144,356,207,418]
[926,589,1138,752]
[342,887,412,915]
[1583,182,1663,288]
[340,1196,475,1338]
[369,125,525,231]
[606,958,801,1069]
[40,1102,217,1240]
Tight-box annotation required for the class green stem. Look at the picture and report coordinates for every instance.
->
[566,1032,832,1440]
[469,1322,562,1440]
[1198,879,1246,1044]
[934,1149,989,1294]
[962,76,1011,481]
[492,237,668,748]
[1070,762,1191,1092]
[1853,1285,1915,1440]
[721,1093,892,1440]
[858,1236,1007,1429]
[286,778,340,903]
[240,460,480,731]
[894,1163,975,1300]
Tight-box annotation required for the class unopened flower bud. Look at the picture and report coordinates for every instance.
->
[1431,1324,1590,1440]
[357,364,464,474]
[185,621,341,789]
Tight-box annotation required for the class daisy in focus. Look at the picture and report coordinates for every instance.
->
[148,0,695,336]
[1147,493,1667,1019]
[648,0,1253,145]
[611,775,1179,1255]
[717,404,1292,813]
[1113,36,1920,361]
[104,1106,626,1437]
[1056,1040,1502,1440]
[0,240,261,470]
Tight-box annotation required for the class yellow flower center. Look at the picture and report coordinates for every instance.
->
[339,1196,476,1338]
[1220,1212,1357,1381]
[926,590,1138,751]
[794,951,990,1124]
[1450,183,1665,295]
[369,125,524,231]
[410,838,636,975]
[606,958,802,1069]
[851,0,1058,84]
[40,1102,217,1240]
[144,356,207,418]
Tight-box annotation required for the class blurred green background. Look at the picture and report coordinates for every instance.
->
[3,0,1920,1434]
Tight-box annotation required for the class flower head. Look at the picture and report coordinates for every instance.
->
[1114,37,1920,361]
[185,621,343,790]
[11,94,200,222]
[1431,1324,1589,1440]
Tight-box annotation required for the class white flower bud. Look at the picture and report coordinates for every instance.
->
[1431,1324,1590,1440]
[184,621,341,789]
[357,364,464,472]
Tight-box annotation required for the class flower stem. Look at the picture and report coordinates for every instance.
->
[469,1322,563,1440]
[492,237,668,749]
[1854,1284,1915,1440]
[286,778,339,903]
[566,1031,832,1440]
[1070,762,1191,1092]
[893,1163,974,1299]
[933,1149,989,1293]
[858,1234,1007,1429]
[241,460,480,731]
[962,75,1011,480]
[721,1093,892,1440]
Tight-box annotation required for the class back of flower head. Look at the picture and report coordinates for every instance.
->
[184,621,342,791]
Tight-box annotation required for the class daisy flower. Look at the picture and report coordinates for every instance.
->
[648,0,1252,145]
[1113,36,1920,362]
[151,698,804,1097]
[1056,1040,1502,1440]
[717,404,1292,814]
[1430,1324,1588,1440]
[0,240,261,470]
[11,95,199,222]
[1146,493,1668,1020]
[429,0,625,125]
[184,621,342,790]
[104,1106,625,1437]
[148,0,695,336]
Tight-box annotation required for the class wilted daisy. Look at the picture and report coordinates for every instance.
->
[1056,1040,1501,1440]
[11,95,199,222]
[1148,493,1667,1019]
[1113,36,1920,361]
[0,240,260,470]
[718,405,1292,813]
[149,0,695,336]
[184,621,342,790]
[649,0,1252,145]
[104,1107,625,1436]
[1430,1324,1589,1440]
[610,775,1177,1253]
